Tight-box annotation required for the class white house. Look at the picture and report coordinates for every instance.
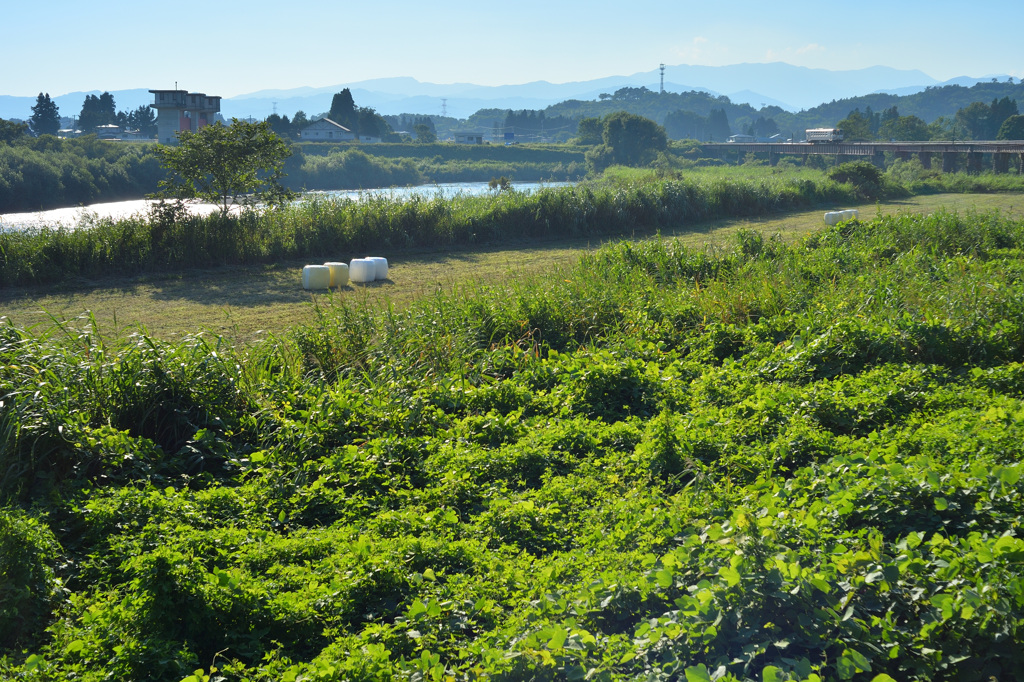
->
[300,118,356,141]
[453,132,484,144]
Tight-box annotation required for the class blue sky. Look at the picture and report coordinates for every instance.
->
[4,0,1021,98]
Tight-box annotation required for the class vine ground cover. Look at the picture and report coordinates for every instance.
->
[2,209,1024,681]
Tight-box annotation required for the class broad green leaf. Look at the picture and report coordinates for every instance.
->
[837,648,871,679]
[719,566,741,586]
[684,664,713,682]
[999,465,1022,486]
[548,626,567,650]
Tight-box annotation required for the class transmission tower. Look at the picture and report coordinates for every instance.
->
[660,64,666,93]
[272,101,278,115]
[441,98,448,117]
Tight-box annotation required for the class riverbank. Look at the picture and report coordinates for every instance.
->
[0,172,866,288]
[2,192,1019,342]
[0,181,570,232]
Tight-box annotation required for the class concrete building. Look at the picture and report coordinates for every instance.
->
[149,90,222,144]
[300,118,355,141]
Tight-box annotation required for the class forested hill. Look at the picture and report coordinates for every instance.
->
[528,80,1024,141]
[544,88,762,134]
[781,80,1024,132]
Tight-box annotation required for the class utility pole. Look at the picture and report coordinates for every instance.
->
[660,64,665,94]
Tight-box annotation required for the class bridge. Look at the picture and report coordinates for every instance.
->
[700,140,1024,173]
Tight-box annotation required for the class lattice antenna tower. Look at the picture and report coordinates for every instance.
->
[441,98,448,117]
[272,101,278,116]
[660,64,665,93]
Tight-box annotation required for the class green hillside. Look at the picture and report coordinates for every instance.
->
[533,81,1024,141]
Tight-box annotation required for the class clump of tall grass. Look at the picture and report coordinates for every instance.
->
[0,315,254,502]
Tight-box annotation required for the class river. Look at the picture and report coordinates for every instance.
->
[0,181,571,231]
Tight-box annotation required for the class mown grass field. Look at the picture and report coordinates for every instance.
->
[2,192,1021,342]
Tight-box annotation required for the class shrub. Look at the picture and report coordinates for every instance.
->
[0,509,61,653]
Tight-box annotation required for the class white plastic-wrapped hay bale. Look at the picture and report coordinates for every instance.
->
[324,262,349,287]
[366,256,389,280]
[824,211,843,226]
[349,258,375,284]
[302,265,331,290]
[843,209,859,221]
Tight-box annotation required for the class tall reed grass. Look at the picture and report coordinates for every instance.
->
[0,174,858,287]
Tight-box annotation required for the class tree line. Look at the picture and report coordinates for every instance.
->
[26,92,157,138]
[541,81,1024,143]
[836,98,1023,141]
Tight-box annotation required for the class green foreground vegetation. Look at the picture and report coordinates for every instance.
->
[3,201,1024,680]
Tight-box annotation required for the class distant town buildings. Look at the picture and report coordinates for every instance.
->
[149,89,222,144]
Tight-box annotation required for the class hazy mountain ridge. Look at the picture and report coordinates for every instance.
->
[0,63,1013,127]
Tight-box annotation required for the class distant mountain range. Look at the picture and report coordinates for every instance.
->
[0,63,1013,123]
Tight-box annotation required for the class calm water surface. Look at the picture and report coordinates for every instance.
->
[0,181,571,231]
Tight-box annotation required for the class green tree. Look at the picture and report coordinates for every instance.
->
[601,112,667,166]
[878,106,899,135]
[0,118,29,143]
[955,101,990,140]
[880,113,930,141]
[997,115,1024,140]
[153,119,296,216]
[746,116,779,138]
[413,123,437,143]
[989,97,1020,138]
[291,111,309,138]
[928,115,955,140]
[356,106,390,140]
[611,86,652,101]
[663,109,706,141]
[575,117,603,145]
[706,108,731,142]
[78,92,117,132]
[265,113,292,138]
[29,93,60,136]
[124,105,157,137]
[329,89,357,130]
[837,109,873,141]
